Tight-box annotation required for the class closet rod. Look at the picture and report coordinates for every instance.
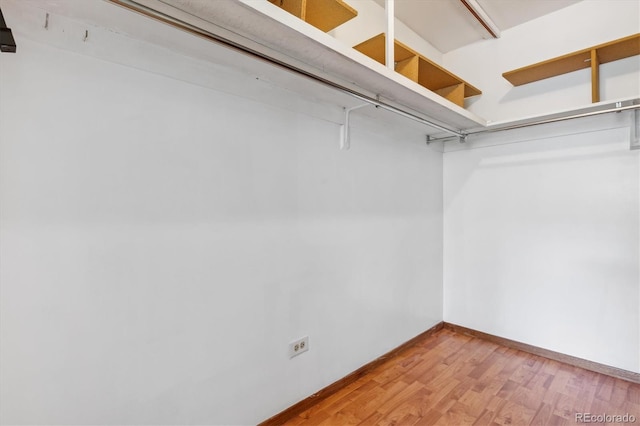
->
[108,0,465,138]
[469,103,640,135]
[429,102,640,142]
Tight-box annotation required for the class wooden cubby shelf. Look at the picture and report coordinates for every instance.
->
[354,33,481,108]
[268,0,357,32]
[503,33,640,103]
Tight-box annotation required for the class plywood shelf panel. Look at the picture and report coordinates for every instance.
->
[354,33,481,107]
[170,0,487,129]
[503,50,592,86]
[503,33,639,103]
[269,0,305,21]
[352,33,416,65]
[597,34,640,63]
[435,83,465,107]
[416,56,480,96]
[395,56,418,81]
[305,0,357,32]
[268,0,357,33]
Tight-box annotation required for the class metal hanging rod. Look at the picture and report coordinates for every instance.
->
[471,103,640,135]
[428,102,640,143]
[102,1,640,143]
[107,0,465,138]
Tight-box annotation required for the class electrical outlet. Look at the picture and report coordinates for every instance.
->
[289,336,309,358]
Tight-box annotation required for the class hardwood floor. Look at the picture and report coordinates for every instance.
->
[281,329,640,425]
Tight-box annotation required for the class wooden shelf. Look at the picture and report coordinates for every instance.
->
[268,0,357,32]
[156,0,487,129]
[354,33,481,108]
[503,33,640,102]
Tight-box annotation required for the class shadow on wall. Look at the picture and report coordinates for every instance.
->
[475,144,628,169]
[442,125,631,211]
[499,69,591,104]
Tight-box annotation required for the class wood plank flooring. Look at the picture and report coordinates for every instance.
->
[282,329,640,425]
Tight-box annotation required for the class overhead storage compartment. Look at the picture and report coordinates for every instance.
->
[268,0,358,32]
[111,0,487,132]
[354,33,482,108]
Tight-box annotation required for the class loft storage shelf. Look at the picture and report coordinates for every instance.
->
[503,34,640,85]
[503,33,640,103]
[354,34,482,108]
[268,0,357,32]
[129,0,487,130]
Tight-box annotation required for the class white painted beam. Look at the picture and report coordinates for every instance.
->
[385,0,394,69]
[461,0,500,38]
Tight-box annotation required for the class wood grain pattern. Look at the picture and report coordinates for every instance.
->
[353,33,417,67]
[269,0,357,33]
[268,0,306,20]
[502,50,591,86]
[259,322,445,426]
[502,33,640,87]
[395,56,419,83]
[597,33,640,63]
[435,83,465,108]
[304,0,357,32]
[591,49,600,103]
[444,323,640,384]
[264,325,640,425]
[353,33,481,104]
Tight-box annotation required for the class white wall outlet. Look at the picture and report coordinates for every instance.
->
[289,336,309,358]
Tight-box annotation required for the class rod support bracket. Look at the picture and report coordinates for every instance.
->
[340,103,369,150]
[631,108,639,150]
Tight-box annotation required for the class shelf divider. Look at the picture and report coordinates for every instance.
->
[354,33,481,108]
[503,33,639,103]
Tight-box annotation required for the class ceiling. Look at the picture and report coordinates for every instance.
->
[371,0,581,52]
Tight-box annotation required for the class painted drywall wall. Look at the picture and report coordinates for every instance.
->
[0,1,443,424]
[443,0,640,122]
[443,113,640,373]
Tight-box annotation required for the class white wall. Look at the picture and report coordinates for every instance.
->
[443,0,640,122]
[0,1,443,424]
[2,0,639,424]
[442,0,640,369]
[443,113,640,373]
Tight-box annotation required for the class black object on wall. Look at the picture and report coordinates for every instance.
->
[0,7,17,53]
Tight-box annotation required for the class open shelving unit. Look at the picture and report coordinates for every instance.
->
[503,33,640,103]
[354,33,482,108]
[106,0,488,131]
[268,0,357,32]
